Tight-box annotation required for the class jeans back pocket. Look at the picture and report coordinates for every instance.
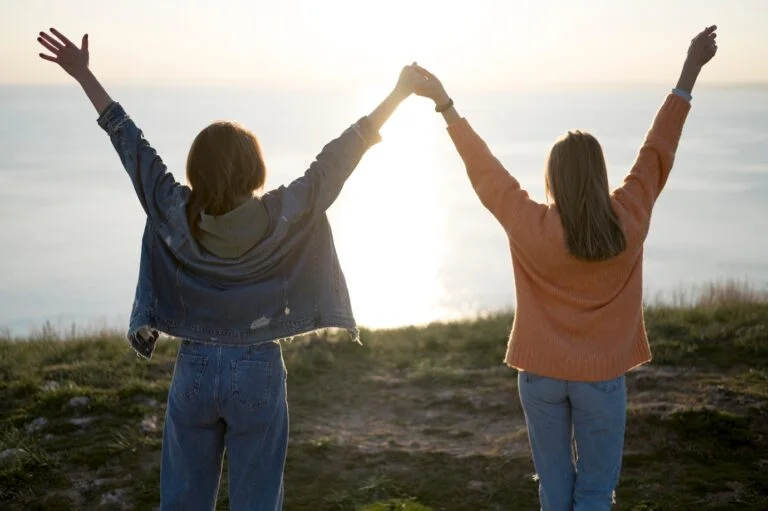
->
[587,375,625,394]
[231,359,276,410]
[172,352,209,403]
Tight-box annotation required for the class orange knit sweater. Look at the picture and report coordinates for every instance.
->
[447,94,691,381]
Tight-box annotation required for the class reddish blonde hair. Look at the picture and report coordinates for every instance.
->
[545,130,626,261]
[186,121,266,236]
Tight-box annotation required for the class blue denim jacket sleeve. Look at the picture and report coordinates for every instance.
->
[274,116,381,217]
[97,102,183,224]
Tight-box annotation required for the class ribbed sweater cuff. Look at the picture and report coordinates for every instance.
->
[652,94,691,140]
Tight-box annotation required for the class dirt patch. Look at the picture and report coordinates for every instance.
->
[294,364,762,460]
[293,367,529,457]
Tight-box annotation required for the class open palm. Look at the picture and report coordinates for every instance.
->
[37,28,90,80]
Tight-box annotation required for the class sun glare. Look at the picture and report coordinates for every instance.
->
[328,89,453,328]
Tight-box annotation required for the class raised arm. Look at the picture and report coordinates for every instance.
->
[410,65,544,236]
[37,29,182,223]
[613,25,718,222]
[275,65,424,217]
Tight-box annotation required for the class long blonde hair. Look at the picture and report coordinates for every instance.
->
[186,121,266,237]
[545,130,626,262]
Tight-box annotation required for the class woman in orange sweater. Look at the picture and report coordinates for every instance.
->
[412,26,718,510]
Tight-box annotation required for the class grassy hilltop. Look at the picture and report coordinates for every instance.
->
[1,296,767,509]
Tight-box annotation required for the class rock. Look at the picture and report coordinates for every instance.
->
[468,480,485,491]
[435,390,455,401]
[144,398,160,409]
[25,417,48,434]
[69,417,96,427]
[0,448,24,464]
[133,396,161,409]
[100,488,126,506]
[41,380,60,392]
[67,396,90,408]
[467,395,484,410]
[140,415,160,433]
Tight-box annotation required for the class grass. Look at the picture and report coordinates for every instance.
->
[1,302,767,509]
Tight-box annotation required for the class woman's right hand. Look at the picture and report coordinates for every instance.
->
[685,25,718,68]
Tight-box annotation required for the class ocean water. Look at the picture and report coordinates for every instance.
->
[1,85,766,335]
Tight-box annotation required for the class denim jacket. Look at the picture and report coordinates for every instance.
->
[97,102,380,359]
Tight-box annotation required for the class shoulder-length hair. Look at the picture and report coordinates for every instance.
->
[545,130,626,261]
[185,121,266,236]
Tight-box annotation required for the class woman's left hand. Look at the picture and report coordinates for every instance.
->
[411,64,451,106]
[392,63,427,99]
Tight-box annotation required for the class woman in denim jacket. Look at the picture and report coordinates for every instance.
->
[37,28,423,510]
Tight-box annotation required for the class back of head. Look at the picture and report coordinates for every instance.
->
[186,121,266,236]
[545,131,626,262]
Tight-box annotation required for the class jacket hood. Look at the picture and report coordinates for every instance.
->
[197,198,270,259]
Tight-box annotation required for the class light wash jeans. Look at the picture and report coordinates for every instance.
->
[161,340,288,511]
[518,371,627,511]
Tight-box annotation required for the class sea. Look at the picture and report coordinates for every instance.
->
[1,84,766,336]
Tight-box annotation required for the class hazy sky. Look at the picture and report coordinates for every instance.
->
[3,0,767,90]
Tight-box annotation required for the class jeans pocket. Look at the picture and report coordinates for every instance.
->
[524,371,548,384]
[231,359,276,410]
[172,352,209,403]
[587,375,625,394]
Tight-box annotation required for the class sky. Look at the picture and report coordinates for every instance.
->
[2,0,767,90]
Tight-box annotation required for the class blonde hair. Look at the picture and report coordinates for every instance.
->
[186,121,266,237]
[545,130,626,262]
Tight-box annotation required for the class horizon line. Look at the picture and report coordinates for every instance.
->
[2,81,768,93]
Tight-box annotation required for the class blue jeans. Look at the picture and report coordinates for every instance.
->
[518,372,627,511]
[161,340,288,511]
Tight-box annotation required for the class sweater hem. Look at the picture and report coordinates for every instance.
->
[505,340,652,382]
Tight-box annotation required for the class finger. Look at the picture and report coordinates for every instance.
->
[413,64,437,81]
[693,25,717,42]
[37,37,60,55]
[413,64,430,76]
[38,32,64,50]
[402,69,422,84]
[49,28,75,47]
[38,53,58,63]
[81,33,88,52]
[411,71,429,85]
[699,25,717,38]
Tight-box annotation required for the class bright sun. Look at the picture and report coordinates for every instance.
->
[327,88,453,328]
